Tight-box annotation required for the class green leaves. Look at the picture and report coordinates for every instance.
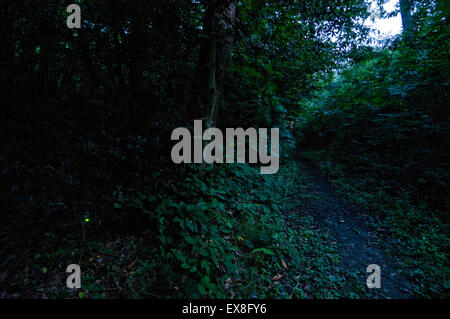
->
[252,247,276,256]
[121,161,330,297]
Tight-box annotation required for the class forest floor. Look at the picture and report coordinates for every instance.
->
[298,162,414,298]
[0,153,417,298]
[0,113,427,298]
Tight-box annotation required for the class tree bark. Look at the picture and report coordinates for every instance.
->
[205,2,218,128]
[213,2,236,127]
[191,1,236,127]
[400,0,413,33]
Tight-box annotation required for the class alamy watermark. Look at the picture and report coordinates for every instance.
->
[366,264,381,289]
[66,4,81,29]
[66,264,81,289]
[171,120,279,174]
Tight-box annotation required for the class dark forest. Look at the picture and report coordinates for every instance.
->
[0,0,449,299]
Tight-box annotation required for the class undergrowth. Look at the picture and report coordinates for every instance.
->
[119,162,361,298]
[303,150,449,298]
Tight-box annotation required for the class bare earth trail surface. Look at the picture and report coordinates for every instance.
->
[299,162,414,298]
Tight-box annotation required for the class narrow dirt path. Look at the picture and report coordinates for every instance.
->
[301,163,414,298]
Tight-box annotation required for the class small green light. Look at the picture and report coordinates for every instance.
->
[84,218,90,223]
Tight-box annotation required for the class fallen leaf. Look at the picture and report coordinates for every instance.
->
[127,260,137,269]
[224,277,233,289]
[272,274,284,281]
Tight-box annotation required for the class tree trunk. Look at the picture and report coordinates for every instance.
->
[191,1,236,127]
[400,0,413,33]
[205,2,218,128]
[213,2,237,127]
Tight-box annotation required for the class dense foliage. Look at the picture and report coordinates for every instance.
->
[297,1,449,296]
[1,0,448,298]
